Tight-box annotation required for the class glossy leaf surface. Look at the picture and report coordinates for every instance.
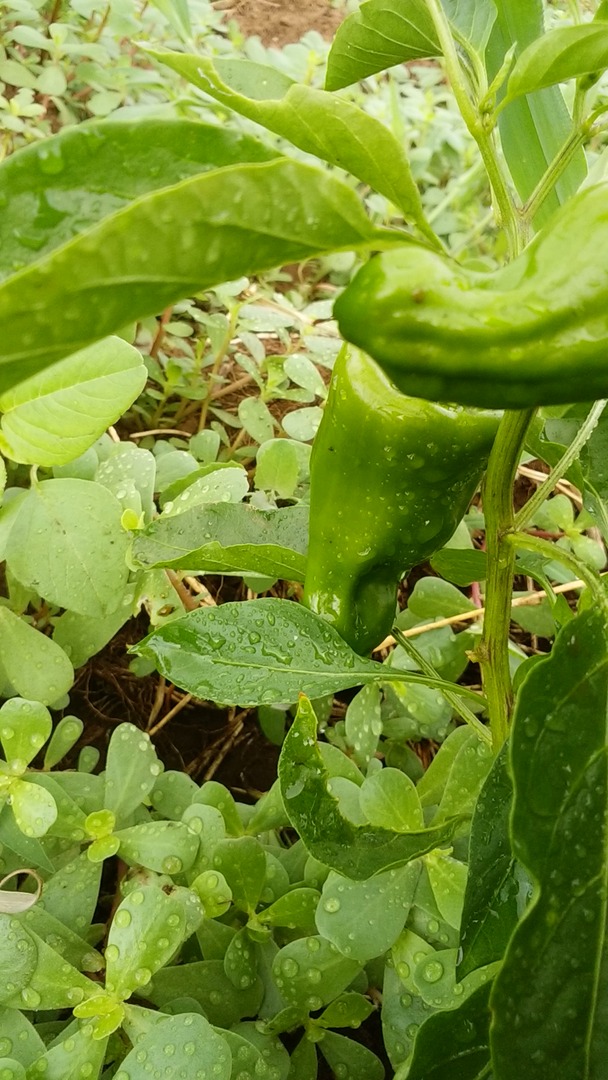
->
[403,982,492,1080]
[491,608,608,1079]
[0,122,393,389]
[151,51,429,230]
[132,503,308,581]
[278,698,462,879]
[326,0,440,90]
[508,23,608,98]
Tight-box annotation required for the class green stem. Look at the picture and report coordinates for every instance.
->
[522,128,587,225]
[479,409,536,748]
[515,399,607,531]
[425,0,521,258]
[506,531,607,607]
[392,628,492,746]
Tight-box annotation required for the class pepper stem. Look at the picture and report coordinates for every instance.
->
[478,409,536,748]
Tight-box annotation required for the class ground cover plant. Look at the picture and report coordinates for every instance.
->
[1,0,608,1077]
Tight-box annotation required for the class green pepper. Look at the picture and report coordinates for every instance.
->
[334,184,608,409]
[303,349,499,655]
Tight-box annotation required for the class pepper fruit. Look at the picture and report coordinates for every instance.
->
[303,348,499,655]
[334,184,608,410]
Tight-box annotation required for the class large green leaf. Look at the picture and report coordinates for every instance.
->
[0,338,146,465]
[0,123,395,390]
[278,697,463,879]
[111,1013,231,1080]
[0,607,74,705]
[487,0,586,227]
[150,51,431,233]
[4,479,130,618]
[133,598,482,708]
[491,608,608,1080]
[325,0,440,90]
[131,502,308,580]
[508,23,608,99]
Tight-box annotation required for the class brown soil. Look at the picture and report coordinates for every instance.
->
[229,0,344,46]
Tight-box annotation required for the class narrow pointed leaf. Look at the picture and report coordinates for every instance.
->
[150,51,430,228]
[0,121,395,388]
[491,608,608,1080]
[278,698,464,879]
[131,502,308,581]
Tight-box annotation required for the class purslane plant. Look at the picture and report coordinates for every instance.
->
[1,0,608,1077]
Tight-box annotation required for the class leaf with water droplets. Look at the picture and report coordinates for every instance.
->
[25,1023,107,1080]
[103,723,162,825]
[400,981,492,1080]
[491,608,608,1079]
[133,598,461,708]
[114,820,199,875]
[0,1008,45,1069]
[105,883,195,1000]
[212,837,267,914]
[0,915,39,1005]
[0,607,74,706]
[0,121,394,391]
[318,1029,385,1080]
[148,50,431,234]
[5,479,130,620]
[146,960,263,1027]
[131,502,308,581]
[458,745,526,979]
[316,864,420,964]
[272,935,361,1016]
[279,698,464,880]
[116,1012,231,1080]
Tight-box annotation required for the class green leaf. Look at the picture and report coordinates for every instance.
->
[258,887,319,931]
[359,768,424,832]
[0,698,52,767]
[5,479,130,618]
[212,837,267,914]
[115,820,199,875]
[148,0,191,39]
[104,723,162,824]
[344,684,382,769]
[458,745,523,977]
[0,125,393,388]
[114,1013,231,1080]
[279,698,464,879]
[318,1030,384,1080]
[132,503,308,581]
[10,779,57,839]
[402,981,492,1080]
[105,884,194,1000]
[0,916,38,1005]
[24,1025,107,1080]
[255,440,300,500]
[486,0,586,227]
[150,51,430,231]
[0,1009,45,1068]
[146,960,263,1027]
[315,863,420,963]
[287,1036,317,1080]
[237,396,275,445]
[134,598,466,708]
[491,608,608,1079]
[430,548,487,587]
[0,339,146,466]
[316,992,374,1031]
[508,23,608,99]
[0,607,74,705]
[43,715,83,769]
[272,936,361,1015]
[3,929,93,1010]
[325,0,440,90]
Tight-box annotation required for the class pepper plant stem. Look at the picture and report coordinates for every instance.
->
[425,0,521,259]
[479,409,536,748]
